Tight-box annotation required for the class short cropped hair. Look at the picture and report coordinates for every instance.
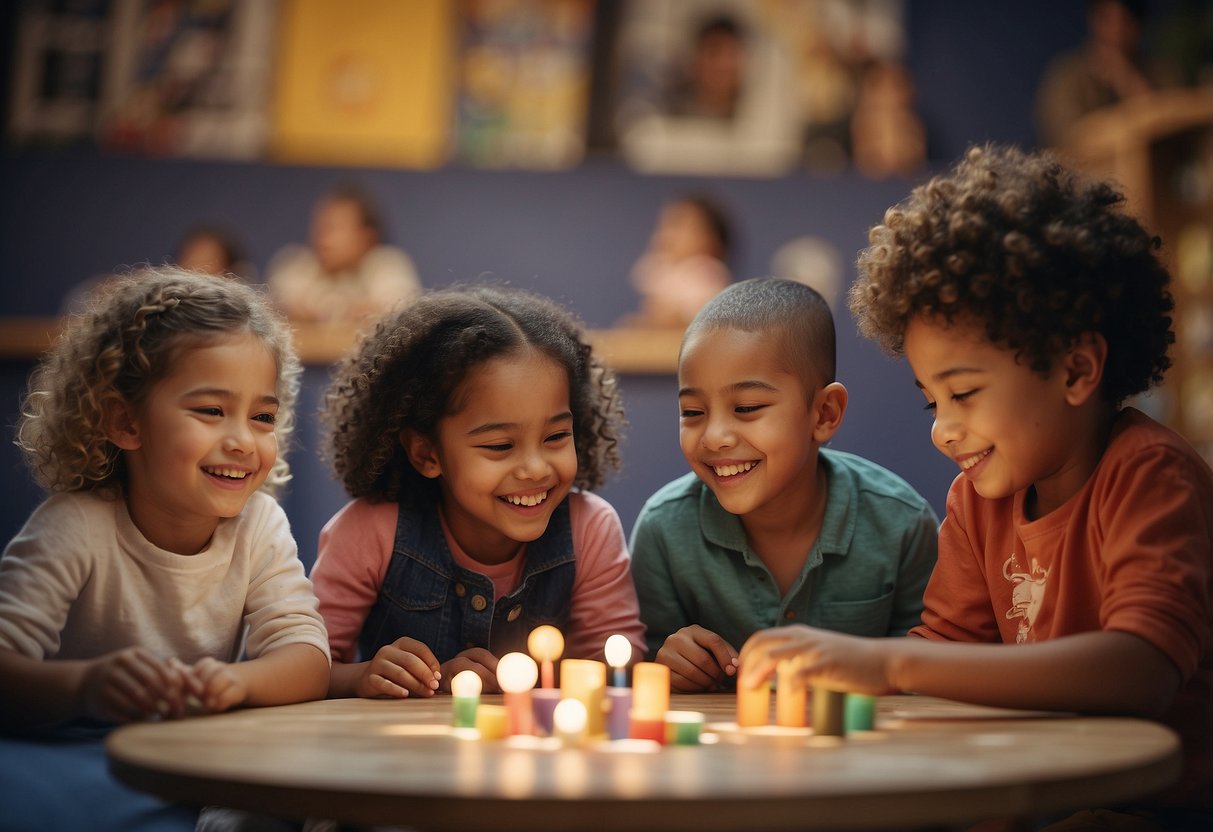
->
[683,277,836,390]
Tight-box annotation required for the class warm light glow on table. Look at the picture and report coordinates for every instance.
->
[497,652,539,736]
[450,669,482,729]
[604,634,632,688]
[527,625,565,689]
[560,659,607,736]
[552,697,589,747]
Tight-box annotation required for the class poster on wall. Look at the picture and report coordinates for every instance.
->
[270,0,453,169]
[610,0,915,178]
[453,0,594,169]
[99,0,276,158]
[7,0,113,146]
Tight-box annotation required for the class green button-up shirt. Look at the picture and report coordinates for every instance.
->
[629,449,939,662]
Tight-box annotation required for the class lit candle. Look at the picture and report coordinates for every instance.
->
[664,710,705,745]
[553,697,588,747]
[450,669,482,729]
[628,662,669,743]
[560,658,607,736]
[604,634,632,687]
[527,625,564,689]
[775,660,806,728]
[496,652,538,736]
[737,678,771,727]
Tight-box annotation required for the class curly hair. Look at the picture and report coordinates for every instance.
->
[849,143,1174,405]
[323,284,625,503]
[17,266,301,496]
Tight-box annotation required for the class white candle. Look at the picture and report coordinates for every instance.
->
[604,634,632,687]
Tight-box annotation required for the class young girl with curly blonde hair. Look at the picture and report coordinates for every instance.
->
[1,267,330,731]
[311,284,645,697]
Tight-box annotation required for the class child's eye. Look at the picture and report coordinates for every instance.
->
[922,401,937,412]
[952,390,977,402]
[194,406,223,417]
[545,430,572,444]
[253,413,277,426]
[479,443,512,452]
[735,404,765,414]
[679,408,703,419]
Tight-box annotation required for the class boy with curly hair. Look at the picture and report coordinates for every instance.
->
[741,145,1212,826]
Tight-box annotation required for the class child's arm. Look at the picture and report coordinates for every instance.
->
[189,643,330,712]
[0,646,190,728]
[739,625,1181,718]
[328,636,444,699]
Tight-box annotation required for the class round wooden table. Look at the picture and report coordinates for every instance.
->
[106,694,1182,831]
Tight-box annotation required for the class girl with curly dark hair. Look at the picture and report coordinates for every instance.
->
[741,145,1213,825]
[311,284,644,699]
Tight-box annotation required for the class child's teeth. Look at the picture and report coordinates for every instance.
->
[713,462,754,477]
[205,467,248,479]
[507,491,548,507]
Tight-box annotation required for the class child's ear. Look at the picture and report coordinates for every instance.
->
[812,382,849,443]
[1062,333,1107,406]
[400,429,442,479]
[102,396,142,451]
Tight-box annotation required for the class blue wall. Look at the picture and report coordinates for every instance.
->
[0,0,1120,566]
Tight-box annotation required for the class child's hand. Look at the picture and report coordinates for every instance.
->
[656,625,739,692]
[439,648,498,694]
[358,637,442,699]
[187,657,250,714]
[81,647,189,723]
[738,625,895,695]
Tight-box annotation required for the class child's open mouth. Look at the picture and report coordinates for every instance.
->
[500,490,548,508]
[712,461,756,478]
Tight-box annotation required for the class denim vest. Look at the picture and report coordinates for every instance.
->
[357,497,577,663]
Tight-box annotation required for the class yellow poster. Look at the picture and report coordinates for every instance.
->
[271,0,453,168]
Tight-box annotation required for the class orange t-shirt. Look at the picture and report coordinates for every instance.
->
[912,408,1213,807]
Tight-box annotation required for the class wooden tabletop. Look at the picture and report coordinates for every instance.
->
[105,694,1182,831]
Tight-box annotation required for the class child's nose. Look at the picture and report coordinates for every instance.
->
[515,448,550,479]
[222,420,255,453]
[930,412,962,448]
[701,415,735,450]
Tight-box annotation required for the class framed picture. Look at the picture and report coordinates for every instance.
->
[8,0,113,145]
[453,0,595,169]
[99,0,276,158]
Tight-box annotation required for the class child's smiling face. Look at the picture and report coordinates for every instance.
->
[117,331,280,554]
[677,326,824,522]
[904,316,1097,516]
[408,349,577,565]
